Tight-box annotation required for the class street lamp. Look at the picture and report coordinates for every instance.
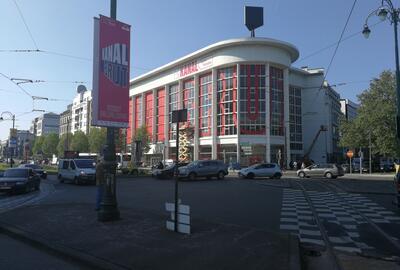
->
[363,1,400,139]
[0,111,16,167]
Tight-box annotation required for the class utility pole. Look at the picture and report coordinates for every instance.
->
[369,132,372,174]
[10,114,15,168]
[98,0,120,221]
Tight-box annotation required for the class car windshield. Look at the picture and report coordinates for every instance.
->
[74,159,95,168]
[4,169,28,178]
[24,164,42,169]
[187,161,198,167]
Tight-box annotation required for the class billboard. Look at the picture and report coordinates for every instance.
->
[92,15,131,128]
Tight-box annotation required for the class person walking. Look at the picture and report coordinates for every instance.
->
[95,157,105,211]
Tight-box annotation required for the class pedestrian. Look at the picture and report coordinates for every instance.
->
[157,161,164,169]
[95,156,105,211]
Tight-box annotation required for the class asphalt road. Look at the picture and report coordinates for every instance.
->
[0,233,86,270]
[1,174,400,269]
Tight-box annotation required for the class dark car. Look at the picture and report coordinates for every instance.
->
[152,162,189,179]
[19,164,47,179]
[0,168,41,194]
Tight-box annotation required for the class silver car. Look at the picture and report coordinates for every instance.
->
[297,163,344,179]
[238,163,282,179]
[178,160,228,180]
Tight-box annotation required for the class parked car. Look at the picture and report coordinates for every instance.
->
[0,172,3,177]
[58,159,96,185]
[18,164,47,179]
[0,168,40,194]
[178,160,228,180]
[152,162,189,179]
[297,163,344,179]
[238,163,282,179]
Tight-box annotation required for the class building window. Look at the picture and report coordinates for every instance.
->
[239,64,266,135]
[217,67,237,136]
[156,88,166,142]
[145,92,153,138]
[169,84,179,140]
[183,79,195,126]
[127,98,133,147]
[289,86,302,150]
[270,66,284,136]
[134,95,142,130]
[199,73,212,137]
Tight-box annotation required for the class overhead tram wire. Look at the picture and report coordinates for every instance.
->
[298,21,383,63]
[0,72,32,98]
[12,0,39,51]
[318,0,358,93]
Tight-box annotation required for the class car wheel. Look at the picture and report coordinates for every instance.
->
[273,172,282,179]
[247,173,255,179]
[188,172,196,181]
[35,184,40,191]
[58,174,64,183]
[131,169,138,177]
[217,171,225,180]
[74,177,79,185]
[298,172,305,178]
[325,172,333,179]
[206,176,212,180]
[25,185,30,193]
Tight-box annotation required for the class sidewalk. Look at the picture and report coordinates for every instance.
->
[0,203,300,270]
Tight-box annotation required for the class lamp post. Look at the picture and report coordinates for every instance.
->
[98,0,120,222]
[363,1,400,139]
[0,111,16,167]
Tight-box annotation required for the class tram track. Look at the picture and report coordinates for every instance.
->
[311,179,400,260]
[291,179,344,270]
[292,179,400,262]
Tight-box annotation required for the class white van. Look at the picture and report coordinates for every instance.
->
[58,159,96,185]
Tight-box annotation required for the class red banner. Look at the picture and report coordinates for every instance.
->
[92,15,131,127]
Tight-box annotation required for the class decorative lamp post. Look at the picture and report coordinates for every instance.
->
[363,1,400,139]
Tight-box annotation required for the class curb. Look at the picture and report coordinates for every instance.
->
[0,221,132,270]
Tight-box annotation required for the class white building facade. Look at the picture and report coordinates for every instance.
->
[129,38,342,166]
[71,89,92,134]
[36,113,60,137]
[340,98,359,120]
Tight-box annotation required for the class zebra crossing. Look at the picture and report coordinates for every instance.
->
[280,188,400,254]
[0,182,54,214]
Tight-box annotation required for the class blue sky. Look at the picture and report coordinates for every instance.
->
[0,0,396,139]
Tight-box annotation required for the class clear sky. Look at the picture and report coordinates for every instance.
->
[0,0,396,140]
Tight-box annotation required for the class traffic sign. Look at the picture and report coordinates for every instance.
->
[346,150,354,158]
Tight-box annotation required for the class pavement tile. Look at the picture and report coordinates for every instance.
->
[0,203,298,270]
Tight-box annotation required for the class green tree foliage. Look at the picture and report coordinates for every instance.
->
[32,135,45,155]
[42,133,59,157]
[132,125,151,155]
[70,131,89,153]
[88,127,106,154]
[339,70,400,156]
[57,133,73,157]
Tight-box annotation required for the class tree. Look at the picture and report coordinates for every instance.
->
[339,70,400,157]
[32,136,45,156]
[88,127,106,154]
[132,125,151,161]
[57,133,73,157]
[42,133,59,158]
[70,131,89,153]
